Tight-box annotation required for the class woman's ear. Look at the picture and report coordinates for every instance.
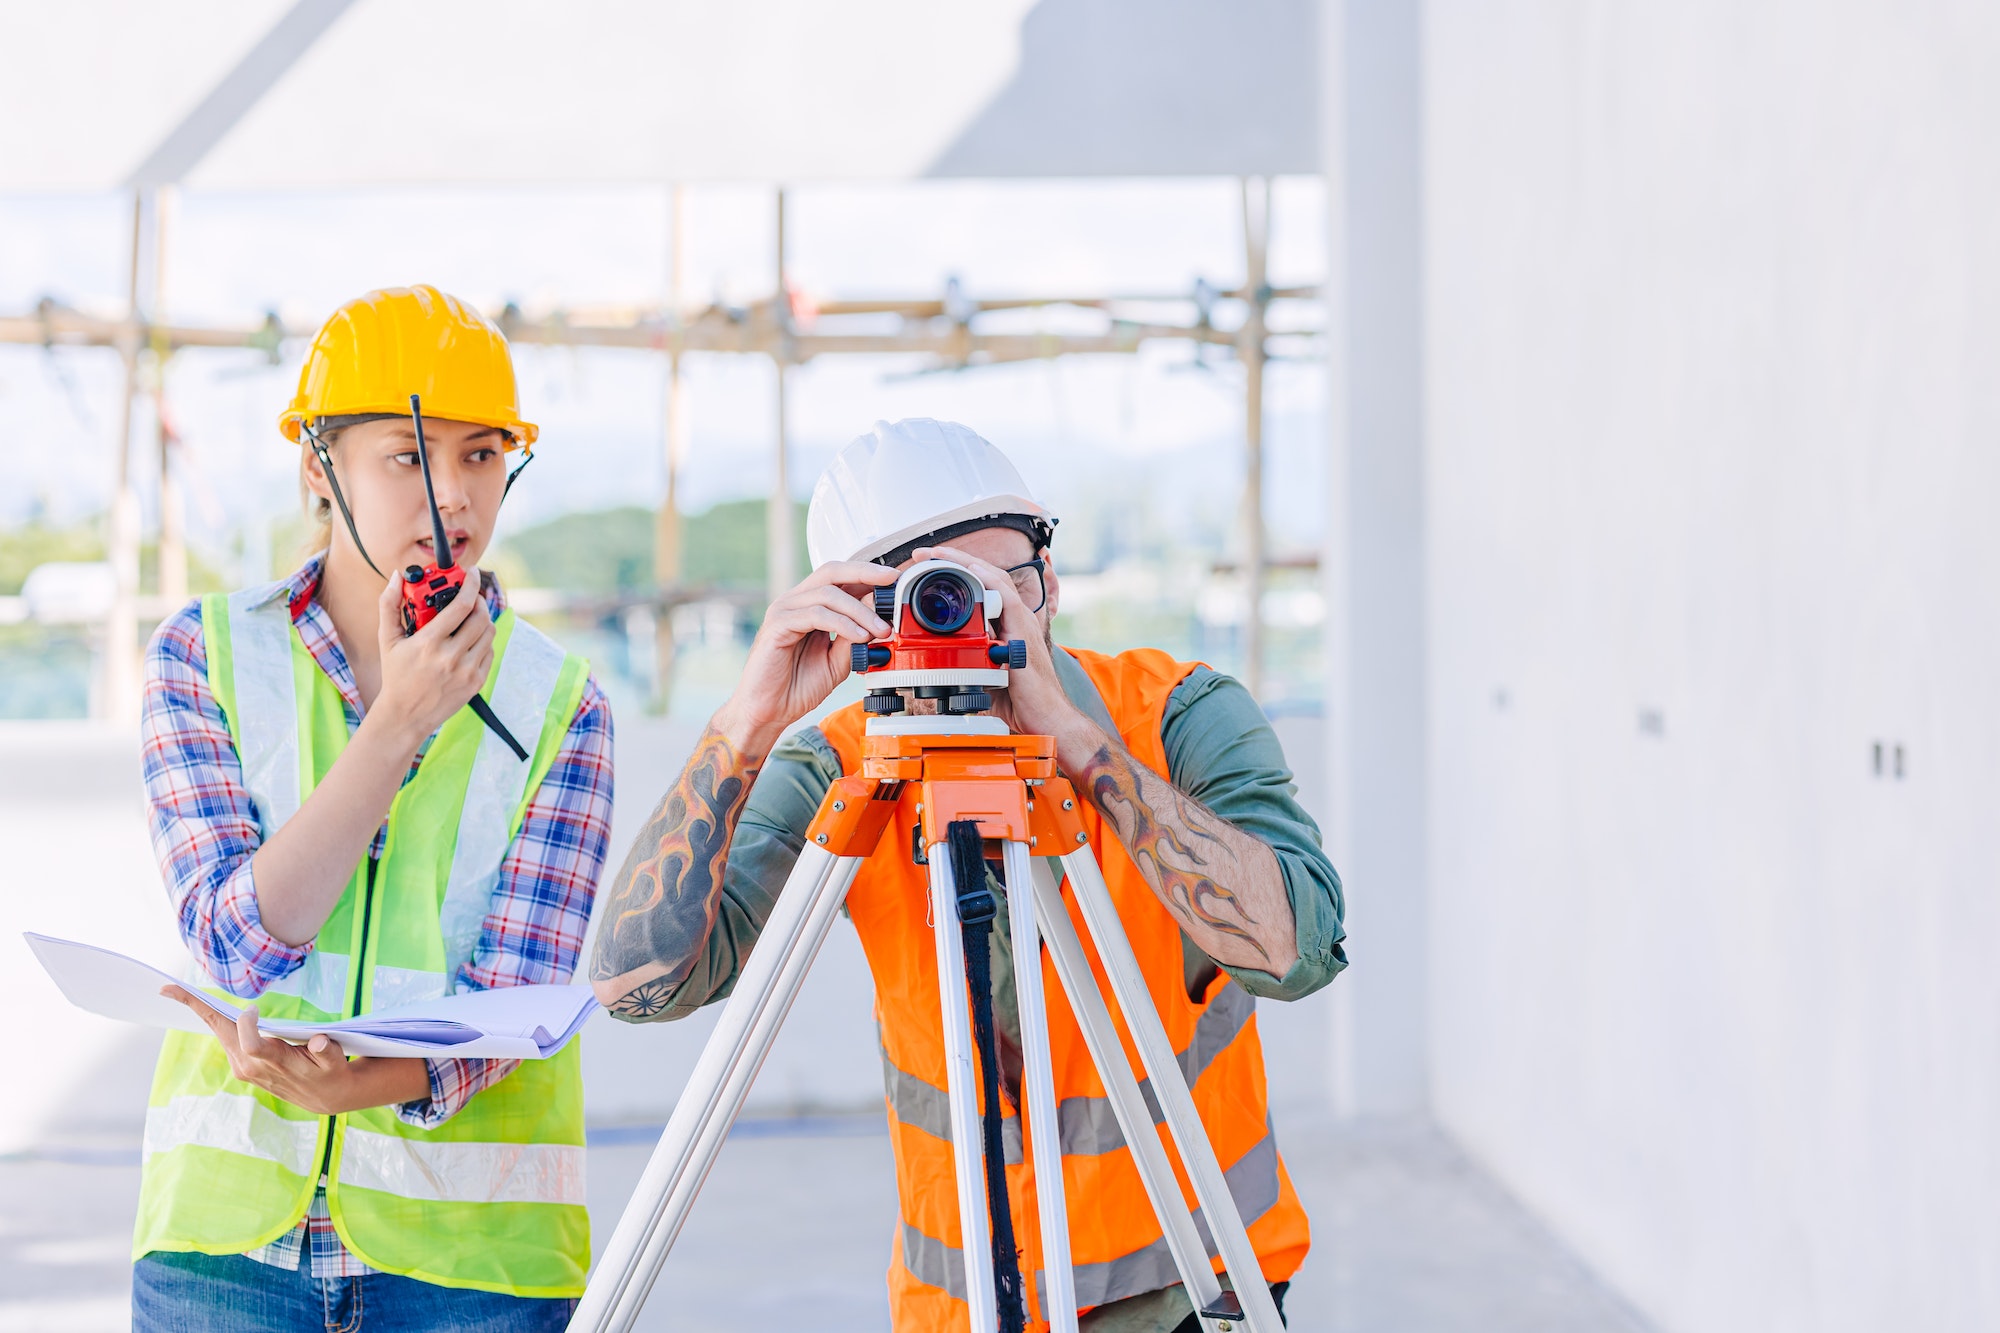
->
[300,440,335,503]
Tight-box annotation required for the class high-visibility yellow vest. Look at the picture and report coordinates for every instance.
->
[133,581,594,1298]
[820,646,1311,1332]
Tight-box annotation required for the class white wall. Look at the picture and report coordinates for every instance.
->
[1422,4,2000,1330]
[1323,0,1433,1118]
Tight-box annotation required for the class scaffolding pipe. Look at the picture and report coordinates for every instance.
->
[8,196,1321,716]
[1239,177,1271,702]
[767,188,795,603]
[652,182,687,712]
[102,191,146,723]
[153,186,187,607]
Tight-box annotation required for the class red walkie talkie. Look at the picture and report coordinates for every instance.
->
[400,394,529,761]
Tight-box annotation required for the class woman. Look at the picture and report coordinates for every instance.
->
[131,285,613,1331]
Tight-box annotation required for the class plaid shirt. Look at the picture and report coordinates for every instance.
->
[140,555,613,1277]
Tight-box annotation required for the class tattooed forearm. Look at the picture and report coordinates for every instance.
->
[1076,742,1298,975]
[590,725,759,1020]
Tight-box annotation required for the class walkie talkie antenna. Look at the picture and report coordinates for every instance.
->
[411,394,454,570]
[402,391,531,763]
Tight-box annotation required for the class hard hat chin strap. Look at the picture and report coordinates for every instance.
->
[503,445,533,499]
[302,418,533,583]
[302,420,389,580]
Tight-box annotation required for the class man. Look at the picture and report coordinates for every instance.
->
[593,418,1345,1333]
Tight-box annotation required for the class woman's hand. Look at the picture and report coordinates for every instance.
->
[367,569,494,752]
[712,561,899,760]
[163,986,430,1116]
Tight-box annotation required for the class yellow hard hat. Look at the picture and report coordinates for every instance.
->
[278,285,538,448]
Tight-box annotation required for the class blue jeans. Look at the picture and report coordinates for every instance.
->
[132,1251,577,1332]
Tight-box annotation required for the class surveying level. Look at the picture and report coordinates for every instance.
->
[572,561,1284,1333]
[400,393,529,762]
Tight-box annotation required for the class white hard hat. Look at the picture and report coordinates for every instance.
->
[807,418,1058,567]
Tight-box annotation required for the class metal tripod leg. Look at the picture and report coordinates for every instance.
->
[1002,840,1079,1333]
[571,845,862,1333]
[925,837,1000,1333]
[1046,850,1286,1333]
[1028,857,1235,1326]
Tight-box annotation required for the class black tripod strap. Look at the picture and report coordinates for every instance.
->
[946,819,1028,1333]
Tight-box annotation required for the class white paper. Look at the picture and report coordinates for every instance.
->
[24,933,596,1060]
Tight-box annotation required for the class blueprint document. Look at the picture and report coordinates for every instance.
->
[25,933,597,1060]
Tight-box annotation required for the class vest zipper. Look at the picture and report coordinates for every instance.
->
[317,852,381,1182]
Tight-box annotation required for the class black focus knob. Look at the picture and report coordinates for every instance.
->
[988,639,1029,669]
[873,586,897,617]
[851,642,871,673]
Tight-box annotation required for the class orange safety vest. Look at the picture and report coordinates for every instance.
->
[819,645,1311,1332]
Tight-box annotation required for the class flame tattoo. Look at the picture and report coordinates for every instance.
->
[591,725,758,1019]
[1079,743,1272,965]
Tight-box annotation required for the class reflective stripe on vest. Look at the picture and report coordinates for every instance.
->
[256,949,348,1012]
[234,957,462,1014]
[898,1122,1286,1314]
[881,1038,1024,1166]
[1053,980,1254,1156]
[338,1129,586,1206]
[226,581,302,832]
[880,979,1252,1162]
[136,586,592,1298]
[144,1092,320,1179]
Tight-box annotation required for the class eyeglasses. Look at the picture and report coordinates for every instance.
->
[1004,558,1048,613]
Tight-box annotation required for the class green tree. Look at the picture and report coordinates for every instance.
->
[495,499,808,594]
[0,520,104,594]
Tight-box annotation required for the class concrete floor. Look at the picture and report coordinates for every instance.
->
[0,1112,1651,1333]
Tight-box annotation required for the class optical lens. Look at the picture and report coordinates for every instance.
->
[911,570,976,633]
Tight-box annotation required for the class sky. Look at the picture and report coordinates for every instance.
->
[0,177,1328,579]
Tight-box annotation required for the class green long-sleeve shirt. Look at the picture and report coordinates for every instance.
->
[644,648,1346,1332]
[650,648,1347,1018]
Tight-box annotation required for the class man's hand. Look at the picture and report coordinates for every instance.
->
[591,562,893,1021]
[368,570,494,753]
[162,985,430,1115]
[914,543,1098,760]
[712,562,898,760]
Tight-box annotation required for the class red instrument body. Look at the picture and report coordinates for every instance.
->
[400,561,467,634]
[849,565,1027,680]
[873,621,1004,673]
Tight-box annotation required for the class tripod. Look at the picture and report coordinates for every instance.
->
[571,712,1286,1333]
